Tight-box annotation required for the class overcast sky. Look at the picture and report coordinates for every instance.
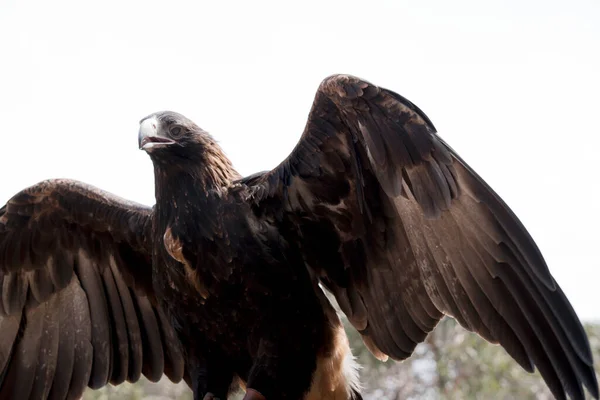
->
[0,0,599,321]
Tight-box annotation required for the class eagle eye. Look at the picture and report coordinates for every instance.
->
[170,126,183,137]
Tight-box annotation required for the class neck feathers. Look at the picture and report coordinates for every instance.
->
[200,140,240,188]
[153,137,239,207]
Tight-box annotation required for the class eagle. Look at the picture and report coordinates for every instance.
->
[0,74,597,400]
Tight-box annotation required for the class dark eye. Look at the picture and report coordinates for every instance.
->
[170,126,182,137]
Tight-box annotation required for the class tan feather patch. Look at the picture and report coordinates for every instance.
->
[163,226,209,300]
[304,324,360,400]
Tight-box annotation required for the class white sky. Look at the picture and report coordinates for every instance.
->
[0,0,599,321]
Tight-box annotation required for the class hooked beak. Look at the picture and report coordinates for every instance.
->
[138,116,175,151]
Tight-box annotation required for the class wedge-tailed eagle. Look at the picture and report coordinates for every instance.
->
[0,75,596,400]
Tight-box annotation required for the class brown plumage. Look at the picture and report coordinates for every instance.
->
[0,74,597,400]
[0,180,183,399]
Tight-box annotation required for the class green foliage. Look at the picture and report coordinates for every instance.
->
[83,318,600,399]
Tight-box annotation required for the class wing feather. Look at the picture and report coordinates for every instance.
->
[100,261,129,385]
[1,271,27,316]
[46,284,76,400]
[66,278,94,400]
[74,250,112,389]
[108,256,144,383]
[29,295,60,400]
[1,303,44,399]
[0,179,185,400]
[0,312,20,389]
[243,74,598,400]
[134,294,164,382]
[156,306,185,383]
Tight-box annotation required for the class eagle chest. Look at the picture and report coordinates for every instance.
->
[162,225,210,300]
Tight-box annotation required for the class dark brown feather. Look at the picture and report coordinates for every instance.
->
[101,262,129,385]
[0,303,44,399]
[46,283,76,400]
[28,296,60,400]
[0,313,20,385]
[1,272,27,316]
[109,257,143,383]
[155,306,185,383]
[243,74,598,400]
[28,268,55,305]
[66,277,93,400]
[133,293,165,382]
[74,251,112,389]
[0,179,184,399]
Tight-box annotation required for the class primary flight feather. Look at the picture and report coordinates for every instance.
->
[0,74,596,400]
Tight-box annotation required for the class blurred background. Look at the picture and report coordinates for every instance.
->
[1,0,598,398]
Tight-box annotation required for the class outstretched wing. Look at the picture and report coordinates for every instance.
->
[243,75,598,400]
[0,179,185,400]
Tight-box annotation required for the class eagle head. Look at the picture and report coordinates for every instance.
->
[138,111,207,156]
[138,110,238,184]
